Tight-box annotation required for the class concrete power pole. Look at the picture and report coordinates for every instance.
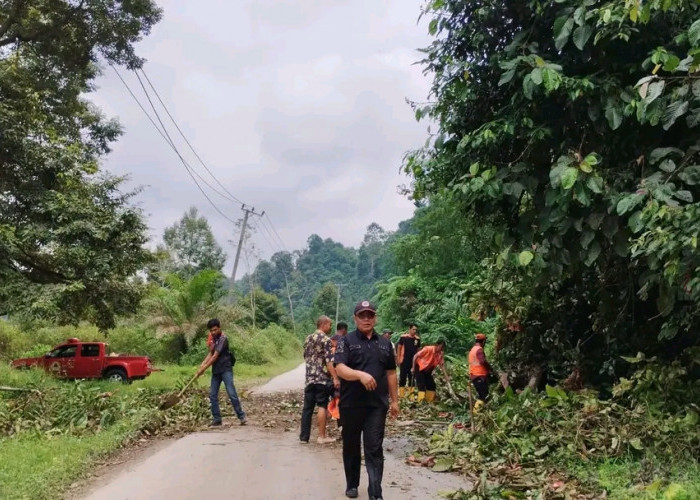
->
[230,205,264,298]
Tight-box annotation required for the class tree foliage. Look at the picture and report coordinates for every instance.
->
[404,0,700,381]
[0,0,162,329]
[162,207,227,278]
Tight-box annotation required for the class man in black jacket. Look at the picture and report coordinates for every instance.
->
[334,301,399,500]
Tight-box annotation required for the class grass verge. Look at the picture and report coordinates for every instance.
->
[0,356,300,500]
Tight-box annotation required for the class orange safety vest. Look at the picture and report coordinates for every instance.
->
[416,345,443,372]
[469,344,488,378]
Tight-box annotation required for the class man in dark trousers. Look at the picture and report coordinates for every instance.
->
[334,301,399,500]
[299,315,339,444]
[396,323,421,399]
[196,318,247,426]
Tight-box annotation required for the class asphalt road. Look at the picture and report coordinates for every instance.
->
[83,364,470,500]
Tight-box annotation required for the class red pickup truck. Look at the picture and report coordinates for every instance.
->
[11,338,154,383]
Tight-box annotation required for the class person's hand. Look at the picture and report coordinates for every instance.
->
[196,365,205,377]
[333,376,340,389]
[359,372,377,391]
[389,400,399,419]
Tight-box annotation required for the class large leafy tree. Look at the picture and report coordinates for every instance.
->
[163,207,227,278]
[0,0,162,329]
[409,0,700,381]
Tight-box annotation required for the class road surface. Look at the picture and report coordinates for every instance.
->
[82,364,470,500]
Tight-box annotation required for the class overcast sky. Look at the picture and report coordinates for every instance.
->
[91,0,432,276]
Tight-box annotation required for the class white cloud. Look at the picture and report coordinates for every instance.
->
[90,0,432,271]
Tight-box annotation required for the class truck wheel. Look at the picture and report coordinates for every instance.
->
[104,368,128,384]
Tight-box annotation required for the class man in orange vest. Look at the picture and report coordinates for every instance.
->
[411,340,449,403]
[469,333,492,409]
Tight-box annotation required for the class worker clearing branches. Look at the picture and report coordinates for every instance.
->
[468,333,492,411]
[411,339,449,404]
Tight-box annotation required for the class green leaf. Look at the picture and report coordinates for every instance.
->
[534,445,550,457]
[628,211,644,233]
[554,17,574,50]
[674,190,693,202]
[649,147,682,165]
[587,176,603,194]
[518,250,534,266]
[573,25,593,50]
[689,19,700,45]
[429,19,438,36]
[530,68,543,85]
[644,81,665,104]
[584,241,601,267]
[581,230,595,249]
[499,68,516,86]
[470,163,480,176]
[617,195,641,215]
[659,159,676,173]
[629,438,644,451]
[432,457,454,472]
[605,104,623,130]
[678,165,700,185]
[662,101,689,130]
[561,167,579,189]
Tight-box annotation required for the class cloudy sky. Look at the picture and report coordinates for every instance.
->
[91,0,432,275]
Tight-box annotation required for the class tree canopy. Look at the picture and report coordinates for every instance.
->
[400,0,700,381]
[0,0,162,329]
[163,207,227,278]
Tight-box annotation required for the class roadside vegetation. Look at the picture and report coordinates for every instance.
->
[2,0,699,499]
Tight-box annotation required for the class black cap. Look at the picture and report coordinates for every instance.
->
[354,300,376,315]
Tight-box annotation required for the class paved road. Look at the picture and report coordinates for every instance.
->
[252,362,305,394]
[83,365,470,500]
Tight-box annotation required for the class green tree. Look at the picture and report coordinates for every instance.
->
[0,0,161,329]
[312,282,339,319]
[407,0,700,381]
[147,269,226,345]
[163,207,227,278]
[357,223,389,279]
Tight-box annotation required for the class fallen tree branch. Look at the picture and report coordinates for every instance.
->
[0,386,42,394]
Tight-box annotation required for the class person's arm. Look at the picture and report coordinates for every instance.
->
[335,363,377,390]
[197,351,219,376]
[476,348,492,373]
[387,369,399,418]
[412,349,424,373]
[324,337,340,388]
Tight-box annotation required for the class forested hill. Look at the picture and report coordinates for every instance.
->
[233,220,415,328]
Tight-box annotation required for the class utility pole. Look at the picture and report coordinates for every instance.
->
[230,205,264,297]
[334,283,347,331]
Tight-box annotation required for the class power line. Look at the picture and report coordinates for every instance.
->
[130,68,238,224]
[138,68,247,206]
[112,64,239,212]
[262,214,289,252]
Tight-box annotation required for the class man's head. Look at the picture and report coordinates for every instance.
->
[317,315,332,334]
[408,323,418,336]
[475,333,487,345]
[207,318,221,336]
[336,322,348,336]
[382,328,393,341]
[353,300,377,335]
[435,339,446,353]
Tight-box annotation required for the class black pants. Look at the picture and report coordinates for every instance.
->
[415,368,436,391]
[399,361,414,387]
[471,376,488,401]
[300,383,330,442]
[341,406,387,498]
